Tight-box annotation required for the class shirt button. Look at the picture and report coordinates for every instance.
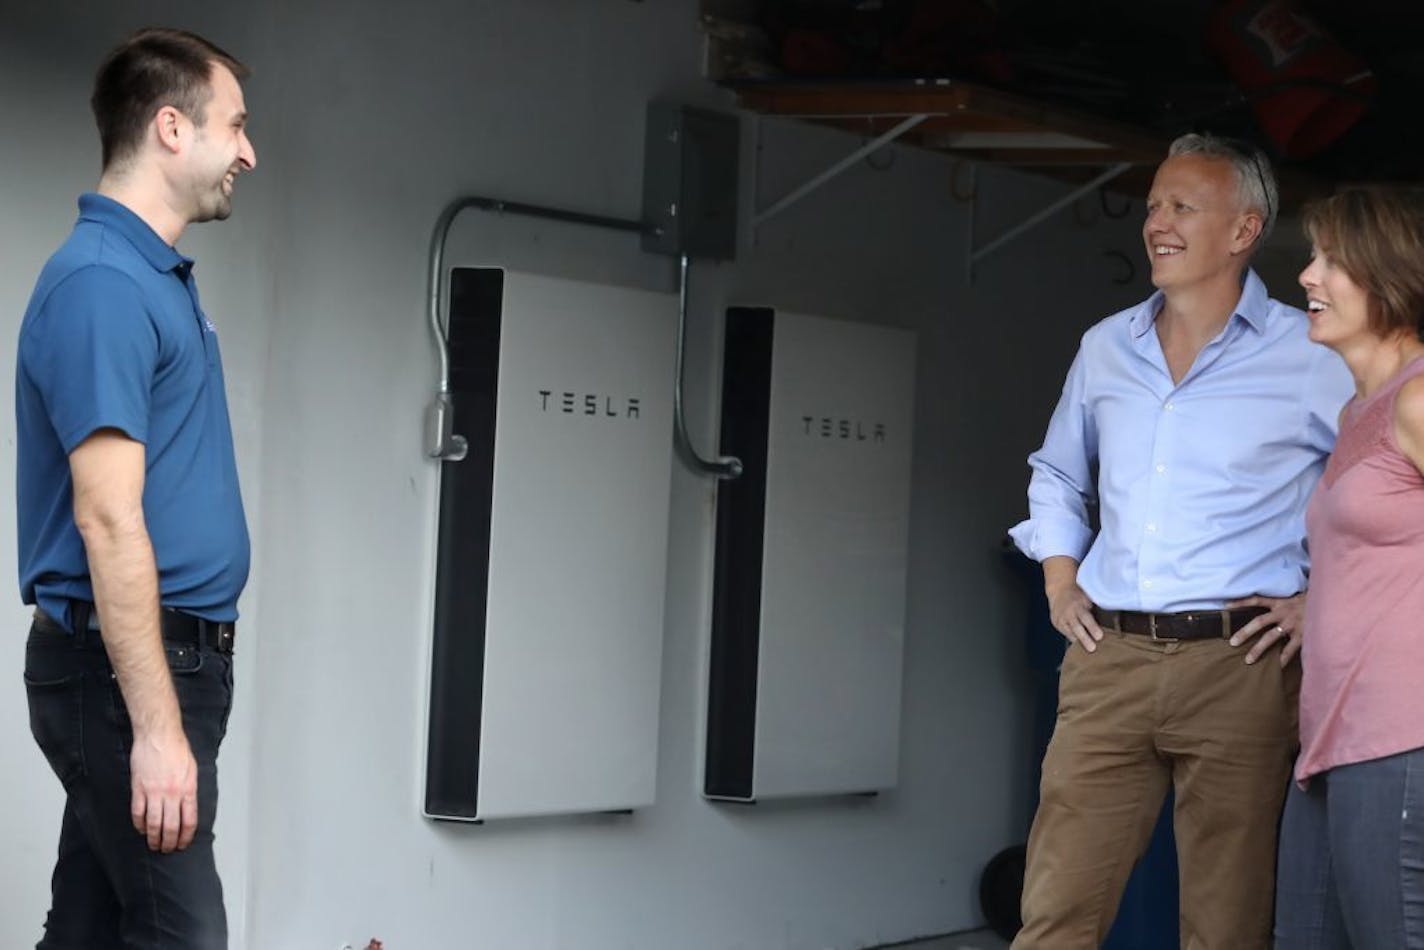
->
[1146,522,1158,532]
[1142,580,1154,589]
[1155,464,1166,474]
[1164,402,1175,411]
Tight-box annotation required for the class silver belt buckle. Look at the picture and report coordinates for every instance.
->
[1148,613,1178,642]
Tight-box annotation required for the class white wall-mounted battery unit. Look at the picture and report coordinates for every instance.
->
[425,268,675,822]
[706,308,917,802]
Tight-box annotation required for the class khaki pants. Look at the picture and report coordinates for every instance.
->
[1012,629,1300,950]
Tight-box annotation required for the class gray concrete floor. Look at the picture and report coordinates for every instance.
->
[872,928,1010,950]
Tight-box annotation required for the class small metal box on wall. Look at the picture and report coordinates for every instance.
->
[706,308,917,802]
[425,268,675,821]
[641,102,740,261]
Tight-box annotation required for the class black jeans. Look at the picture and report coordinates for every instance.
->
[23,613,234,949]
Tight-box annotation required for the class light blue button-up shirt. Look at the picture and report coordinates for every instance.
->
[1009,270,1354,612]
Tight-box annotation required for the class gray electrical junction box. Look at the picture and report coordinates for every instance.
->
[642,102,740,261]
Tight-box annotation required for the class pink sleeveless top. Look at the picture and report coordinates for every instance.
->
[1298,355,1424,784]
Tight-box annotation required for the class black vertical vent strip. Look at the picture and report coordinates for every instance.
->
[425,267,504,820]
[705,307,775,800]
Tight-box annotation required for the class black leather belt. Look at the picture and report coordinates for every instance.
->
[65,600,235,655]
[1091,606,1268,642]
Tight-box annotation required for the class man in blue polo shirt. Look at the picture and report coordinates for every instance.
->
[14,28,255,949]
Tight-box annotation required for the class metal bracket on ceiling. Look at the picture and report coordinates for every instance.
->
[967,161,1133,282]
[746,107,1135,280]
[751,113,929,236]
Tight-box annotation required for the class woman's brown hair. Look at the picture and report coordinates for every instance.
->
[1303,185,1424,340]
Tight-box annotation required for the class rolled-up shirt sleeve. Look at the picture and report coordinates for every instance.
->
[1009,343,1098,563]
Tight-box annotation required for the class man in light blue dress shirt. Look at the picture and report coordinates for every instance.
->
[1008,135,1353,948]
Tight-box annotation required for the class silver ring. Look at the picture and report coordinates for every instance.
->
[1275,625,1285,634]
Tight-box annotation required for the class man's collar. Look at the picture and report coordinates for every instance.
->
[1130,291,1165,339]
[77,193,193,275]
[1234,269,1270,333]
[1129,269,1270,338]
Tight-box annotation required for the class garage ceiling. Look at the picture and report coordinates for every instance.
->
[705,0,1424,207]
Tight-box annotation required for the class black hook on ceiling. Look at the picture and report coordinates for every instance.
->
[1104,249,1135,285]
[1100,186,1133,219]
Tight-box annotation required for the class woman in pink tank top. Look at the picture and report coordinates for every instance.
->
[1275,186,1424,949]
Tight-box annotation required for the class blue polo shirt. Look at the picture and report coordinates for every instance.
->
[15,193,250,631]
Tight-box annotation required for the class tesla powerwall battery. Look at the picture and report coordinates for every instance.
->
[425,268,675,821]
[706,308,916,802]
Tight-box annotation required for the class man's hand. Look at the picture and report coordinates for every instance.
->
[1044,556,1104,652]
[1225,592,1307,667]
[130,726,198,852]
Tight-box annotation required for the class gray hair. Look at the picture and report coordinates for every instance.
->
[1168,132,1278,246]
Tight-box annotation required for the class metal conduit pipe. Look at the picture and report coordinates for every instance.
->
[675,253,742,480]
[424,199,478,462]
[423,197,646,462]
[422,197,742,480]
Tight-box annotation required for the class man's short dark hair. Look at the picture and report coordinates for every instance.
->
[91,28,249,171]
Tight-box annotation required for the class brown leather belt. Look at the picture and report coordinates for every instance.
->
[1091,606,1268,642]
